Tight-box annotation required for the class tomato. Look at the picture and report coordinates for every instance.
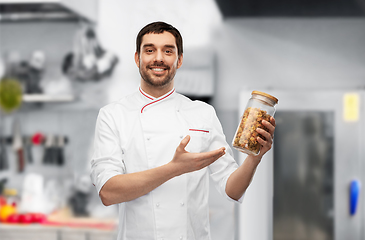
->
[19,213,33,224]
[7,213,21,223]
[29,212,46,223]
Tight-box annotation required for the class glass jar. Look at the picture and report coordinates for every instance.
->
[232,91,278,156]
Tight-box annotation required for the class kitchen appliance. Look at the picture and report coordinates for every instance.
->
[0,0,98,22]
[237,89,365,240]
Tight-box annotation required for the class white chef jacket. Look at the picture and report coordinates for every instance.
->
[90,87,243,240]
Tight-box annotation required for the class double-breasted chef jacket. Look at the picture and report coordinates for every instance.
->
[91,87,243,240]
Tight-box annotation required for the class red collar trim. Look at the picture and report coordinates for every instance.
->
[141,88,175,113]
[139,87,154,100]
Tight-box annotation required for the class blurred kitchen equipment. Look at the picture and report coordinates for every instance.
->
[56,135,65,166]
[0,179,6,194]
[0,62,23,170]
[29,51,46,71]
[0,137,7,170]
[25,136,33,164]
[0,58,4,79]
[31,132,45,165]
[43,134,55,164]
[42,135,68,165]
[0,114,8,170]
[62,24,118,82]
[19,173,46,214]
[31,132,45,145]
[17,51,45,94]
[0,1,98,22]
[69,175,91,217]
[12,118,24,173]
[349,179,361,216]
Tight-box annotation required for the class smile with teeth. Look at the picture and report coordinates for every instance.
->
[151,68,165,72]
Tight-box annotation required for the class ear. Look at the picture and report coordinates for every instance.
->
[134,52,140,68]
[177,54,183,69]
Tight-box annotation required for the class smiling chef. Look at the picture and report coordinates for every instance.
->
[90,21,276,240]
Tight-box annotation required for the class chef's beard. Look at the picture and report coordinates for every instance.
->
[139,62,177,88]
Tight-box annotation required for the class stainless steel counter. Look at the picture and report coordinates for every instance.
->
[0,223,117,240]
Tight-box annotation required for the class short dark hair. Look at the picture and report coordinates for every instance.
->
[136,21,183,57]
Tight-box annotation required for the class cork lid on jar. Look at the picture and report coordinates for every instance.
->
[252,91,278,105]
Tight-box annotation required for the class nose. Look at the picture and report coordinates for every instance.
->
[154,49,164,62]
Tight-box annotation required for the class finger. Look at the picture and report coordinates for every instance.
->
[257,136,271,148]
[195,147,226,161]
[178,135,190,151]
[194,148,226,167]
[256,128,272,143]
[262,120,275,136]
[270,116,276,127]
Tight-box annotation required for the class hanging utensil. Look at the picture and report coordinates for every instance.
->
[43,135,53,164]
[12,118,24,173]
[31,132,44,165]
[0,140,7,170]
[0,110,8,170]
[56,135,65,166]
[25,137,33,164]
[88,27,118,79]
[62,24,118,82]
[0,136,8,170]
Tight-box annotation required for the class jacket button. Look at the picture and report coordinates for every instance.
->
[156,203,160,207]
[180,202,184,206]
[180,236,183,240]
[147,137,150,141]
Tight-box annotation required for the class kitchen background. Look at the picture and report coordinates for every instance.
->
[0,0,365,240]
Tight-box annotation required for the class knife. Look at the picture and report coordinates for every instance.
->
[12,118,24,173]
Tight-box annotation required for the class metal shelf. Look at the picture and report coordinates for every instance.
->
[23,94,75,102]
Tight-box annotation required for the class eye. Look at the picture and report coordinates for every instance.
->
[165,49,173,54]
[145,49,154,53]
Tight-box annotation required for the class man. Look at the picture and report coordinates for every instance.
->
[90,21,275,240]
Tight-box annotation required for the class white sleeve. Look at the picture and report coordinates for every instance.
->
[207,106,244,203]
[90,108,126,194]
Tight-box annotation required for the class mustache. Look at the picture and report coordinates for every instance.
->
[147,62,170,70]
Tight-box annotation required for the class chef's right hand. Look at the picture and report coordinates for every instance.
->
[171,135,226,176]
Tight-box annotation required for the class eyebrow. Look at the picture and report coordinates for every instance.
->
[142,43,176,49]
[164,44,176,49]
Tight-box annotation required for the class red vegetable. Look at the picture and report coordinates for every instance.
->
[7,213,21,223]
[30,212,46,223]
[19,213,33,224]
[0,196,6,206]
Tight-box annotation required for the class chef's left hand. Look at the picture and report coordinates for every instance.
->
[256,116,276,158]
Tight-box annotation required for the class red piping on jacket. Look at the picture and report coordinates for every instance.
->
[139,87,154,100]
[141,89,175,113]
[189,129,209,133]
